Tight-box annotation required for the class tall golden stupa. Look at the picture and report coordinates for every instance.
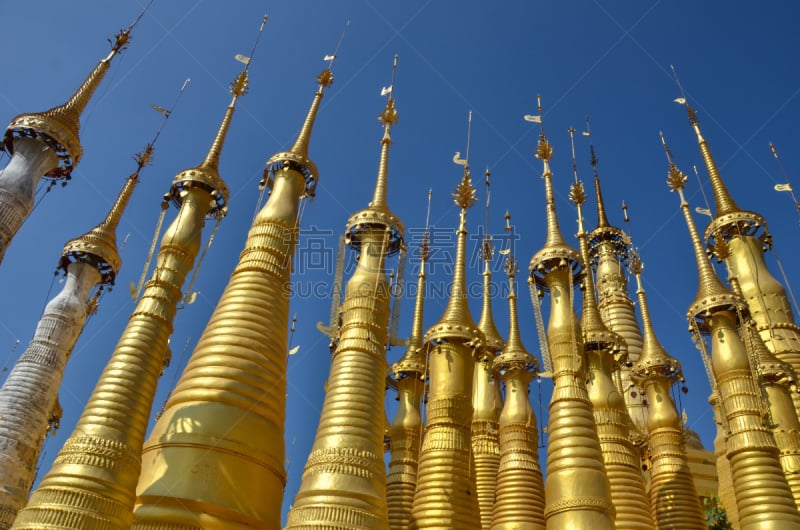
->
[2,5,800,530]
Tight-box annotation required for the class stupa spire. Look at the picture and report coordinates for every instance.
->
[661,132,732,317]
[387,191,431,529]
[4,5,149,177]
[0,7,149,265]
[175,26,264,219]
[285,54,403,530]
[472,168,504,527]
[477,168,504,348]
[435,114,479,331]
[411,113,484,528]
[527,97,613,530]
[666,133,800,529]
[134,30,346,530]
[628,255,707,529]
[528,96,581,288]
[490,230,546,529]
[570,128,652,529]
[579,118,609,229]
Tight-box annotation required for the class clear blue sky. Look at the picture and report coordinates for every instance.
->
[2,0,800,523]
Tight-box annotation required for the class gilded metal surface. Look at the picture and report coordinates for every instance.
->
[574,189,652,529]
[411,167,484,529]
[286,79,402,530]
[687,107,800,420]
[664,159,739,331]
[732,275,800,511]
[0,262,101,530]
[673,172,800,528]
[167,75,247,219]
[387,229,428,530]
[473,247,505,529]
[265,69,332,199]
[134,74,328,530]
[630,267,706,529]
[588,174,647,434]
[529,134,581,288]
[11,79,238,530]
[685,106,741,218]
[61,172,138,284]
[710,394,739,527]
[490,256,545,530]
[526,124,613,529]
[4,30,130,178]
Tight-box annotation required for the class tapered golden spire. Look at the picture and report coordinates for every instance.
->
[526,99,613,530]
[570,129,652,528]
[387,193,430,529]
[391,189,430,377]
[477,170,504,349]
[583,122,647,433]
[666,133,800,529]
[134,31,347,530]
[3,8,147,178]
[683,104,741,216]
[630,256,682,397]
[490,233,545,529]
[628,255,707,529]
[286,55,402,530]
[429,157,479,337]
[592,156,610,229]
[344,55,403,256]
[59,147,150,285]
[168,70,250,220]
[265,65,333,199]
[661,133,738,329]
[500,253,529,361]
[472,169,504,528]
[411,118,484,528]
[529,97,581,289]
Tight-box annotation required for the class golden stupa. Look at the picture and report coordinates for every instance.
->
[3,6,800,530]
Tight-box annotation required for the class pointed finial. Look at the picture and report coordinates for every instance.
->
[371,54,400,210]
[392,190,432,377]
[630,252,683,383]
[427,122,482,345]
[670,65,741,216]
[568,127,587,233]
[495,213,536,373]
[170,17,267,218]
[3,4,154,178]
[573,175,617,345]
[478,167,504,351]
[584,117,610,228]
[528,95,582,289]
[265,21,347,199]
[60,77,187,285]
[661,132,740,332]
[344,54,405,257]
